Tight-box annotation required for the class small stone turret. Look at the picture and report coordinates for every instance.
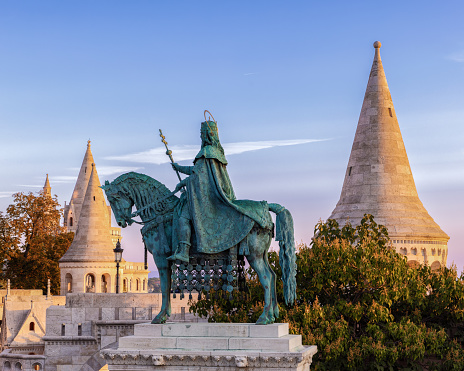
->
[329,41,449,270]
[43,174,51,197]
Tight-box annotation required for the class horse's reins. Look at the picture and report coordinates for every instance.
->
[126,190,177,225]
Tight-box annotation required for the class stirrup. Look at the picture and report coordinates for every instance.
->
[167,253,189,263]
[167,242,190,263]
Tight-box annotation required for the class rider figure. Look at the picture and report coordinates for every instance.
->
[167,119,270,263]
[167,120,230,262]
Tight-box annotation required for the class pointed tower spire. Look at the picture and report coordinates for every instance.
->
[68,140,95,228]
[329,41,449,269]
[60,163,115,262]
[43,174,51,197]
[63,140,110,233]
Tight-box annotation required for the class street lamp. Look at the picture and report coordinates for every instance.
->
[113,239,123,294]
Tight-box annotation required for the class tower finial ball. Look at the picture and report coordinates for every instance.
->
[373,41,382,49]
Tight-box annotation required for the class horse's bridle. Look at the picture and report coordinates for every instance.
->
[126,190,177,225]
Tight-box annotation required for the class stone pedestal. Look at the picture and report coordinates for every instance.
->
[100,322,317,370]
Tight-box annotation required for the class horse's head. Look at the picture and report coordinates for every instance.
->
[101,180,134,228]
[102,172,179,228]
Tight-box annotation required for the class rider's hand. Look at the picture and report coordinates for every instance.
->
[171,163,178,171]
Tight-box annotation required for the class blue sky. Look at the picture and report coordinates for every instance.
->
[0,1,463,275]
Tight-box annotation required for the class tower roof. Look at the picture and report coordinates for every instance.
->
[329,41,449,241]
[60,163,115,262]
[69,140,95,223]
[43,174,51,197]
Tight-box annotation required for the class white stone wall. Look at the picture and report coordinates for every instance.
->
[43,293,200,371]
[0,351,45,371]
[59,263,148,296]
[392,239,448,269]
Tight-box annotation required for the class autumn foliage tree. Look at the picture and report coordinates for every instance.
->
[189,215,464,370]
[0,191,74,294]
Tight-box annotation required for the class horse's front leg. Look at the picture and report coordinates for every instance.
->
[246,252,275,325]
[151,253,172,324]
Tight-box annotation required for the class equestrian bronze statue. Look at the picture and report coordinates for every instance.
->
[102,114,297,325]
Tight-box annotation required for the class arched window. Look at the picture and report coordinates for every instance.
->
[123,279,128,293]
[14,363,22,371]
[142,279,146,291]
[29,322,35,332]
[85,274,96,293]
[101,274,110,293]
[32,364,41,371]
[65,273,73,293]
[136,279,140,291]
[431,261,441,273]
[4,361,11,371]
[407,260,420,269]
[69,217,73,227]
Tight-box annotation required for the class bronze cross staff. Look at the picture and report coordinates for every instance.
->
[159,129,183,183]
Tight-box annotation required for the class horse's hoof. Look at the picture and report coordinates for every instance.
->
[151,315,167,324]
[256,314,274,325]
[274,306,280,318]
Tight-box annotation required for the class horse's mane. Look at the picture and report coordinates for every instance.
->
[110,172,176,212]
[111,172,168,191]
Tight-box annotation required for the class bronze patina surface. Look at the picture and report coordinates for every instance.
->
[102,116,297,325]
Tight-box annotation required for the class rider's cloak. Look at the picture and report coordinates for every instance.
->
[172,129,273,254]
[181,153,271,254]
[172,120,272,254]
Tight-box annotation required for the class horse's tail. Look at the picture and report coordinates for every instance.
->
[269,203,297,306]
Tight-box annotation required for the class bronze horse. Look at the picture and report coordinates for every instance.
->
[102,172,296,325]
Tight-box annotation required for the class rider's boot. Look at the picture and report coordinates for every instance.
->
[167,242,190,263]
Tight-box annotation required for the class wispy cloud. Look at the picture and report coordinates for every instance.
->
[243,72,256,76]
[98,166,143,176]
[47,167,142,186]
[18,184,43,188]
[224,139,328,155]
[0,192,14,198]
[104,139,330,164]
[447,51,464,63]
[51,176,79,184]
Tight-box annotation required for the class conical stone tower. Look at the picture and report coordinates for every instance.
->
[63,140,96,233]
[329,41,449,270]
[63,140,122,246]
[59,164,120,294]
[61,164,115,263]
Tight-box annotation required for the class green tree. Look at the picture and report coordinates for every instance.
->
[0,211,14,288]
[0,191,74,294]
[189,215,464,370]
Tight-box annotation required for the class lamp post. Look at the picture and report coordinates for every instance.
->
[113,239,123,294]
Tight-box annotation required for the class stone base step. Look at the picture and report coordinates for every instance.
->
[134,322,289,338]
[119,334,302,352]
[101,323,317,370]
